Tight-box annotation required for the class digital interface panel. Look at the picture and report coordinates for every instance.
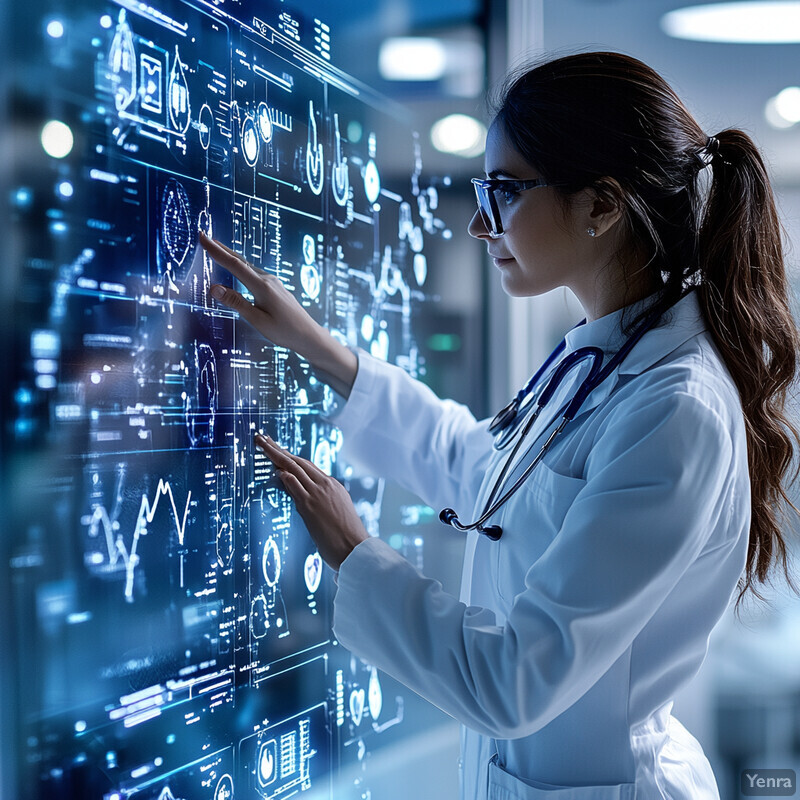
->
[4,2,452,797]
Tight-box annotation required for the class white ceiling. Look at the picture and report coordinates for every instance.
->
[540,0,800,186]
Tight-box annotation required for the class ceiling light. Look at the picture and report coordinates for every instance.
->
[774,86,800,121]
[765,87,800,128]
[662,2,800,43]
[430,114,486,158]
[379,38,447,81]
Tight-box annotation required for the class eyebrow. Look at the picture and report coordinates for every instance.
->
[487,169,521,180]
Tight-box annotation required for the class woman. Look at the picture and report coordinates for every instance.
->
[199,52,799,799]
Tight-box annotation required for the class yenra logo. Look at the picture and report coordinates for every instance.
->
[741,769,796,796]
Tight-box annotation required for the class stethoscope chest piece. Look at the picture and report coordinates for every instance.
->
[489,399,519,437]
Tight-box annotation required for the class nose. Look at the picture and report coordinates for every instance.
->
[468,207,492,240]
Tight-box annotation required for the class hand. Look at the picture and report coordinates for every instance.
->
[198,231,320,352]
[198,231,358,398]
[254,433,369,571]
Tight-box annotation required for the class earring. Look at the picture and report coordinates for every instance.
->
[587,227,597,237]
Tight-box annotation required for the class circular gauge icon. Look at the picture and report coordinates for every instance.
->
[262,537,281,587]
[364,159,381,204]
[302,233,316,265]
[304,552,322,594]
[214,774,234,800]
[300,263,321,300]
[414,253,428,286]
[257,102,273,143]
[241,115,259,166]
[199,104,213,150]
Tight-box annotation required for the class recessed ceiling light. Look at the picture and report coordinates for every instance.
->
[430,114,486,158]
[379,38,448,81]
[662,2,800,44]
[765,86,800,128]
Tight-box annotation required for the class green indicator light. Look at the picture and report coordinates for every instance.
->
[426,333,461,352]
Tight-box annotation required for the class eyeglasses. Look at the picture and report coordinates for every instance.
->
[471,177,553,238]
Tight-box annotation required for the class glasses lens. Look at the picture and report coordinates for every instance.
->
[472,180,500,235]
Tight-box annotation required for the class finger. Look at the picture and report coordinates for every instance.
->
[255,435,317,491]
[277,469,311,503]
[256,434,329,482]
[209,284,269,328]
[198,231,261,288]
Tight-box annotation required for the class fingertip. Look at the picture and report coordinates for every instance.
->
[210,284,225,301]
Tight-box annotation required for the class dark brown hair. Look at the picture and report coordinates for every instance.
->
[493,51,800,608]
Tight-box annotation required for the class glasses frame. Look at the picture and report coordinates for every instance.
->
[471,177,553,238]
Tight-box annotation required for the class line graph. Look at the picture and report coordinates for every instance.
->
[84,478,192,602]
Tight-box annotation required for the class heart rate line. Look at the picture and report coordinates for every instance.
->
[84,478,193,602]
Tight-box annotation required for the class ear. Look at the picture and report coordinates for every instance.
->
[585,177,626,237]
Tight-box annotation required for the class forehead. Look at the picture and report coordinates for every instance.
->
[484,121,539,178]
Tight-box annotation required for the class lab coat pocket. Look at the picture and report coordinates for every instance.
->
[488,756,635,800]
[495,461,586,605]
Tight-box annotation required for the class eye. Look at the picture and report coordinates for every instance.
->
[496,184,520,205]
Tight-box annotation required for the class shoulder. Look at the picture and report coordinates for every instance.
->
[611,329,743,430]
[585,330,747,481]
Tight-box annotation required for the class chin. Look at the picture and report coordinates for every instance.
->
[499,273,553,298]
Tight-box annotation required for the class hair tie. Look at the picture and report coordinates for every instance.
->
[695,136,720,169]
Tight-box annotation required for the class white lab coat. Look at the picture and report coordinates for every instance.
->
[329,289,750,799]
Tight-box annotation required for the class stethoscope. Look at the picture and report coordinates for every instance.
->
[439,306,664,541]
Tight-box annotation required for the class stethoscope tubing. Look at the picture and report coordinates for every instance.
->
[440,305,665,539]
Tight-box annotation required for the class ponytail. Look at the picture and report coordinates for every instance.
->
[495,52,800,607]
[697,129,800,607]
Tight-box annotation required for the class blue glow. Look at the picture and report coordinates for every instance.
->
[14,187,32,208]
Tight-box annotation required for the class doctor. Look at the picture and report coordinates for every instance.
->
[199,52,800,799]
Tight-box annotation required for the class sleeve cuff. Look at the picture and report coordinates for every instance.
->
[321,348,379,434]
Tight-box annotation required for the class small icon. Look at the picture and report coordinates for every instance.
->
[331,113,349,206]
[109,10,136,112]
[140,54,163,114]
[304,552,322,594]
[300,234,321,300]
[241,115,259,167]
[413,253,427,286]
[363,159,380,205]
[306,100,324,196]
[257,102,273,143]
[214,774,234,800]
[349,688,365,726]
[198,104,213,150]
[257,740,278,787]
[262,537,281,587]
[368,667,382,720]
[168,46,190,135]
